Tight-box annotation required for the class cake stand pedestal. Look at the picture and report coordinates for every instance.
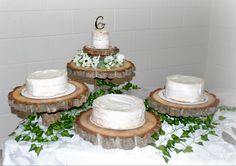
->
[148,88,220,117]
[67,60,135,91]
[75,109,161,150]
[8,80,89,126]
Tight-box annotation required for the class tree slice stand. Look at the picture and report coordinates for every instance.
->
[83,45,119,57]
[8,80,89,126]
[75,109,161,150]
[148,88,220,117]
[67,60,135,91]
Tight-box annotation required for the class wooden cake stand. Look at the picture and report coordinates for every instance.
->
[148,88,220,117]
[8,80,89,126]
[75,109,161,150]
[83,45,119,57]
[67,60,135,90]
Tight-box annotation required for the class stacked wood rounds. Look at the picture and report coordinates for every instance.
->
[148,88,220,117]
[75,109,161,150]
[8,80,89,126]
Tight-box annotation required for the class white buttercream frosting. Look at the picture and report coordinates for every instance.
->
[26,69,68,97]
[90,94,146,130]
[92,29,109,49]
[165,74,205,103]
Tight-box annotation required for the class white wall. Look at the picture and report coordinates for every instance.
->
[205,0,236,106]
[0,0,211,148]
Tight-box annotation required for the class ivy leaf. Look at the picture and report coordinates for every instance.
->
[174,148,182,154]
[159,128,165,136]
[163,156,169,163]
[22,135,31,141]
[156,145,171,157]
[197,141,203,146]
[218,116,226,121]
[208,130,218,136]
[181,130,190,138]
[23,124,31,131]
[29,144,37,152]
[151,132,159,140]
[45,128,53,136]
[171,134,180,143]
[61,130,73,138]
[15,135,22,142]
[183,146,193,153]
[51,135,59,142]
[201,134,209,141]
[193,125,200,130]
[27,114,36,122]
[35,146,43,156]
[166,140,175,149]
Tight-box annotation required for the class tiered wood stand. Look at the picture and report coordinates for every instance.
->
[148,88,220,117]
[75,109,161,150]
[67,46,135,90]
[8,80,89,126]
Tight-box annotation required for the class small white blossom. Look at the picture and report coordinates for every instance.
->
[104,56,114,63]
[116,53,125,62]
[92,56,100,68]
[81,55,92,67]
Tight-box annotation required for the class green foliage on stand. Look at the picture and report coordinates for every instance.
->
[8,79,140,156]
[145,99,222,163]
[8,79,231,161]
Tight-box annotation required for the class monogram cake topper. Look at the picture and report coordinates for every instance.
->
[95,16,105,30]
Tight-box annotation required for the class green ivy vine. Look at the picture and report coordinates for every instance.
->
[8,80,140,156]
[145,99,225,163]
[8,79,231,161]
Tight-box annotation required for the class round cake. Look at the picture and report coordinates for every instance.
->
[92,29,109,49]
[26,69,68,97]
[90,94,145,130]
[165,75,205,103]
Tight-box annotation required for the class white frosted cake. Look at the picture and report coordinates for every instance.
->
[92,29,109,49]
[90,94,145,130]
[165,75,205,103]
[26,69,68,97]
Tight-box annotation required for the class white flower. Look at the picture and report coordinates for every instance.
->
[77,49,84,55]
[81,55,92,67]
[116,53,125,63]
[92,56,100,68]
[104,56,114,64]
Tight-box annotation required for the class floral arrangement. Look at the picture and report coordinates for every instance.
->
[73,50,125,69]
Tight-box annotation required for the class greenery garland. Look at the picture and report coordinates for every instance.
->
[8,79,232,163]
[145,99,222,163]
[8,80,140,156]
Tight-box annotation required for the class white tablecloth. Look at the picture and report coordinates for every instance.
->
[3,109,236,165]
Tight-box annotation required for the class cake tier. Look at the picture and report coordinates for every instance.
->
[26,69,68,97]
[90,94,145,130]
[92,29,109,49]
[165,75,204,103]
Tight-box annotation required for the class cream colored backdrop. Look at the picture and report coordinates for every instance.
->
[0,0,213,148]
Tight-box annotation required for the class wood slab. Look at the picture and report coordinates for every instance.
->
[67,60,135,80]
[8,80,89,114]
[83,45,119,56]
[75,109,161,150]
[148,88,220,117]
